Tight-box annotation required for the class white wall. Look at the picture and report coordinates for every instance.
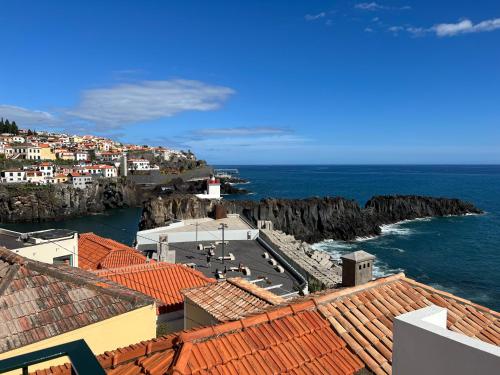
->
[8,233,78,266]
[393,305,500,375]
[136,227,259,250]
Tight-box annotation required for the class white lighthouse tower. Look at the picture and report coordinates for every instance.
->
[196,176,221,199]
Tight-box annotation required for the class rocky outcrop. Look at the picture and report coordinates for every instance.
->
[139,194,482,242]
[0,180,143,223]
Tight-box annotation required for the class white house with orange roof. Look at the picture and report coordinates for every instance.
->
[37,162,54,177]
[80,164,118,178]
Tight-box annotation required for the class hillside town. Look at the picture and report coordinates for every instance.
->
[0,118,195,188]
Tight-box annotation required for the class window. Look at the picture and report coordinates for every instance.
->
[359,265,362,270]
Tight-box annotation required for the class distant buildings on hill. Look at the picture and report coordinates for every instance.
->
[0,127,194,188]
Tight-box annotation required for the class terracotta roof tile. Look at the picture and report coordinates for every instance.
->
[78,233,149,270]
[94,263,215,313]
[33,273,500,375]
[316,273,500,375]
[172,308,363,375]
[0,247,153,354]
[182,277,285,322]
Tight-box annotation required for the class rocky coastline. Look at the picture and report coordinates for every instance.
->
[0,179,144,223]
[140,194,482,243]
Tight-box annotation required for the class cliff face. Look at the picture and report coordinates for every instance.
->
[0,180,142,223]
[139,194,482,242]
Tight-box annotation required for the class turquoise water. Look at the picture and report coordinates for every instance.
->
[224,165,500,310]
[6,165,499,310]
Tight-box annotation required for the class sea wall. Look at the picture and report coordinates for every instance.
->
[139,194,482,243]
[0,180,142,223]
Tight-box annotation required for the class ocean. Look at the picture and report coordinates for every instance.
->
[225,165,500,311]
[5,165,499,310]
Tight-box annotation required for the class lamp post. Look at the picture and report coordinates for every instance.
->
[219,223,228,264]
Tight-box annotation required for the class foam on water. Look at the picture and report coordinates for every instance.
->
[380,223,414,236]
[312,239,404,278]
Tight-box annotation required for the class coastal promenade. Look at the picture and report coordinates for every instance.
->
[259,228,342,290]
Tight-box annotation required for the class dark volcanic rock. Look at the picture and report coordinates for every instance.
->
[0,180,144,223]
[139,194,482,243]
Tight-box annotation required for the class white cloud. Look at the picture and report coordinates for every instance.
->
[66,79,234,127]
[305,12,326,21]
[355,2,382,10]
[0,105,57,125]
[365,27,374,32]
[433,18,500,37]
[390,17,500,37]
[355,2,411,11]
[194,127,291,137]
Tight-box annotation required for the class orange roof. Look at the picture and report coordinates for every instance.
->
[78,233,149,271]
[31,334,179,375]
[170,305,363,375]
[315,273,500,374]
[31,273,500,375]
[182,277,285,322]
[34,303,364,375]
[94,262,215,313]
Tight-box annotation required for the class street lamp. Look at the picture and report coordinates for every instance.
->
[219,223,228,264]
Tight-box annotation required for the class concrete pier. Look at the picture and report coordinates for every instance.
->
[259,229,341,291]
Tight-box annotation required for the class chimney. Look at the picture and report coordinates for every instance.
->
[341,250,375,287]
[157,235,175,263]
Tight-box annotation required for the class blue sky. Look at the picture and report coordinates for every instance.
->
[0,0,499,164]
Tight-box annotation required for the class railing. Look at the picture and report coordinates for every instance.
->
[0,339,105,375]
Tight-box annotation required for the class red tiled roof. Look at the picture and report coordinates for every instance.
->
[0,247,154,355]
[316,273,500,375]
[31,334,178,375]
[182,277,285,322]
[94,263,215,313]
[171,305,364,375]
[78,233,149,271]
[35,303,364,375]
[30,273,500,375]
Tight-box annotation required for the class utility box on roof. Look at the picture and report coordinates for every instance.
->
[341,250,375,287]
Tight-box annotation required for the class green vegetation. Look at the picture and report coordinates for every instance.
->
[0,118,19,134]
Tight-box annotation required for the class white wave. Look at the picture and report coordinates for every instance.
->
[380,223,414,236]
[313,238,406,278]
[372,262,404,278]
[355,235,378,242]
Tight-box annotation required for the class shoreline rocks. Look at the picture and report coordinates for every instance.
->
[0,180,144,223]
[139,194,482,242]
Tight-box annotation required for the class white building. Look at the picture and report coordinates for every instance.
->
[80,165,117,178]
[11,136,25,143]
[98,152,121,162]
[393,305,500,375]
[68,172,93,189]
[75,151,89,161]
[26,145,42,160]
[37,162,54,177]
[128,158,151,170]
[26,170,45,184]
[195,176,221,200]
[1,169,27,183]
[0,228,78,266]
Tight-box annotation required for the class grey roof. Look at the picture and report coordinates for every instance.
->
[341,250,375,262]
[0,247,154,354]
